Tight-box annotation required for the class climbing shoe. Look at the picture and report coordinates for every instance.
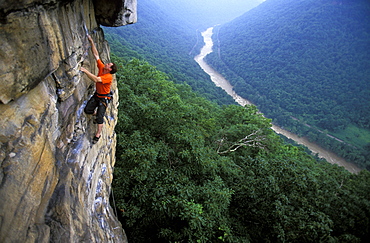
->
[92,135,101,144]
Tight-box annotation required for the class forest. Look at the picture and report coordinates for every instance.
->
[104,0,370,241]
[206,0,370,169]
[111,54,370,242]
[104,0,235,106]
[148,0,263,29]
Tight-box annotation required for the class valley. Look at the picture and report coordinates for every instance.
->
[195,27,361,173]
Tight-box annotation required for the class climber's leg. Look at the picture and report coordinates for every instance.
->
[92,99,107,143]
[84,96,98,115]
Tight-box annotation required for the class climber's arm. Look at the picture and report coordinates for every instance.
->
[80,67,102,83]
[87,35,100,60]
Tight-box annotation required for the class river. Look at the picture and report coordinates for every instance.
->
[194,27,361,174]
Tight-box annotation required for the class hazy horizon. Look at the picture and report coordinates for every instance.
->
[149,0,265,28]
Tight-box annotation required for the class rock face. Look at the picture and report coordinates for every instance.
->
[0,0,136,242]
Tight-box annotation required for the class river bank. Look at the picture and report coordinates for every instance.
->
[194,27,362,174]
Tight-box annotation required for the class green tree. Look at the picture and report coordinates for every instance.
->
[114,59,236,242]
[112,56,370,242]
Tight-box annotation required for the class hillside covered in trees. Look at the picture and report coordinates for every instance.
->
[103,0,236,105]
[206,0,370,168]
[148,0,263,29]
[105,0,370,241]
[111,55,370,242]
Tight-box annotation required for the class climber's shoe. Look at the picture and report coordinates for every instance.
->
[92,135,101,144]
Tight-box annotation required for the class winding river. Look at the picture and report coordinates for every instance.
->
[194,27,361,174]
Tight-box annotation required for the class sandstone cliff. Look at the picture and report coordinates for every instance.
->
[0,0,136,242]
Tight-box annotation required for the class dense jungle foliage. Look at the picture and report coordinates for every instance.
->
[112,55,370,242]
[206,0,370,168]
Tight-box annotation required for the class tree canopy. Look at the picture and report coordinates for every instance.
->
[103,0,236,106]
[206,0,370,168]
[102,0,370,240]
[112,56,370,242]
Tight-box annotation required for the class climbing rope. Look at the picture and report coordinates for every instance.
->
[111,186,118,218]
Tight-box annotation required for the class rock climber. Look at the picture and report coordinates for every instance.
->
[81,34,117,144]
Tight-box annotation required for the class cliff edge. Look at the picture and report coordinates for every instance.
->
[0,0,137,242]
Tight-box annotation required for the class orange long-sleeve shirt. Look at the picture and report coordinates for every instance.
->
[95,59,112,98]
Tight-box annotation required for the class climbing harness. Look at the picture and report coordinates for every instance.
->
[95,91,113,100]
[95,91,113,107]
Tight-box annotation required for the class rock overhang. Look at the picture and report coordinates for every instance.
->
[93,0,137,27]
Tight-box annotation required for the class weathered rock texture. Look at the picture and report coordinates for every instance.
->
[0,0,136,242]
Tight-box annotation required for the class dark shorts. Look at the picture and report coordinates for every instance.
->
[84,95,108,124]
